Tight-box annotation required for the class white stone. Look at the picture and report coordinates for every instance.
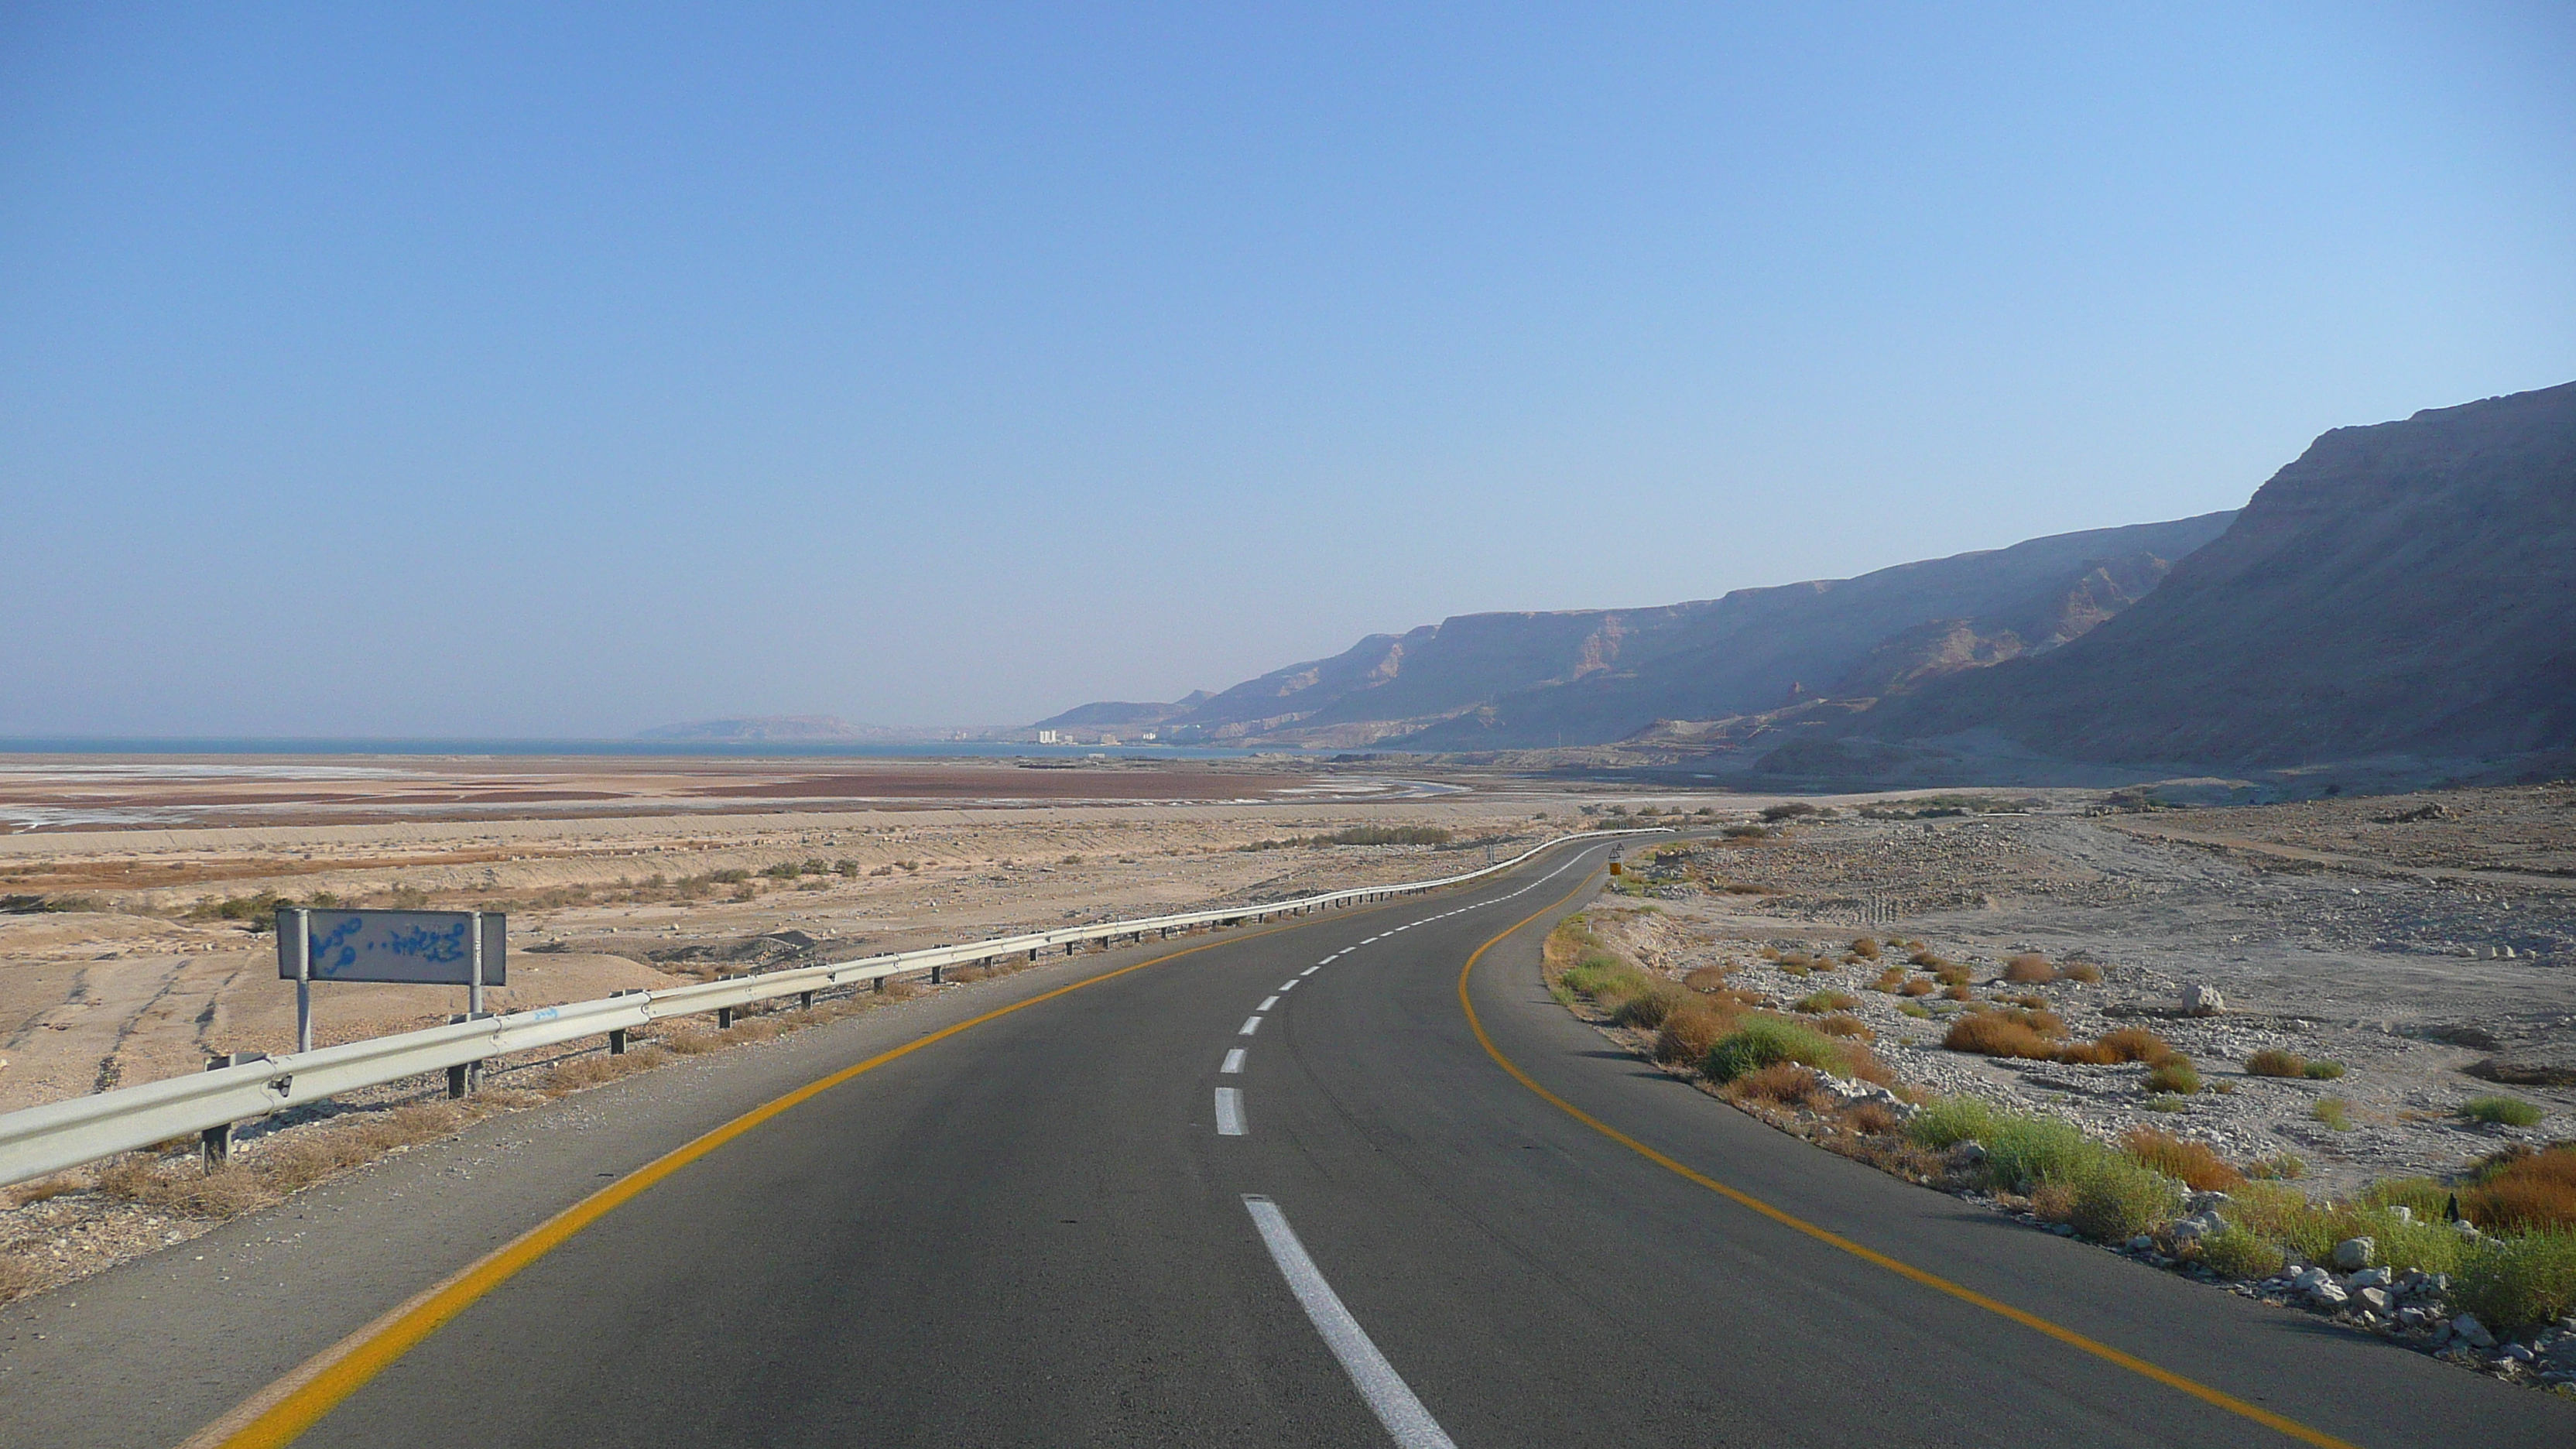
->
[2307,1283,2349,1307]
[2182,983,2226,1016]
[2454,1315,2496,1349]
[2347,1267,2393,1290]
[2357,1287,2392,1314]
[2331,1237,2375,1272]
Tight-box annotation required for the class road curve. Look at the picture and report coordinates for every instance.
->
[6,840,2568,1448]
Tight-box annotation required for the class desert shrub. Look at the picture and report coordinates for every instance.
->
[1612,979,1697,1031]
[1794,989,1858,1014]
[1944,1013,2057,1060]
[1704,1017,1847,1083]
[1906,1094,2001,1149]
[0,1252,38,1306]
[98,1159,273,1218]
[2461,1146,2576,1231]
[2144,1057,2203,1095]
[1320,825,1453,846]
[660,1029,723,1054]
[2121,1127,2244,1191]
[759,862,802,879]
[2462,1095,2543,1127]
[1868,967,1905,992]
[2058,962,2102,985]
[1898,1003,1931,1019]
[1941,985,1971,1002]
[1984,1116,2096,1192]
[1683,965,1734,992]
[1815,1013,1874,1040]
[2245,1048,2307,1077]
[2199,1225,2287,1280]
[1843,1101,1900,1136]
[2030,1181,2078,1224]
[1849,937,1881,961]
[2302,1060,2345,1081]
[2068,1156,2184,1242]
[2143,1094,2190,1113]
[2453,1231,2576,1330]
[1724,1062,1825,1107]
[2245,1153,2306,1180]
[1899,978,1937,998]
[1931,964,1971,987]
[2054,1040,2119,1066]
[1908,948,1946,968]
[2091,1028,2172,1064]
[2002,953,2057,985]
[1655,1003,1736,1066]
[1759,803,1817,821]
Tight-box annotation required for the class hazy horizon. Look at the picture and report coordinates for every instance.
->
[6,5,2570,735]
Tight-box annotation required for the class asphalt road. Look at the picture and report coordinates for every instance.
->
[8,840,2570,1448]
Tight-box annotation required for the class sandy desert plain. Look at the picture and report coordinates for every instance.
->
[1,753,2571,1304]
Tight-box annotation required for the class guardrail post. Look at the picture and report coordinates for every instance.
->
[1027,947,1040,961]
[718,1006,734,1029]
[447,1063,471,1098]
[800,990,815,1011]
[608,1027,627,1055]
[873,973,888,993]
[200,1053,245,1171]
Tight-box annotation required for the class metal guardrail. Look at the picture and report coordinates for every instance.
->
[0,827,1667,1188]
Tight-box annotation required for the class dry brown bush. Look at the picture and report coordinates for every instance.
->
[1871,967,1906,993]
[1683,965,1735,992]
[2244,1048,2307,1077]
[1931,964,1971,986]
[2095,1028,2174,1064]
[2121,1127,2245,1191]
[1655,1002,1736,1066]
[1844,1101,1900,1136]
[8,1177,84,1207]
[1944,1013,2058,1060]
[2030,1181,2079,1222]
[538,1048,667,1096]
[1723,1062,1825,1108]
[2059,962,2102,984]
[98,1160,274,1219]
[1995,1005,2065,1036]
[1850,937,1881,961]
[0,1253,40,1306]
[1941,984,1972,1002]
[949,965,991,982]
[726,1019,783,1043]
[1898,978,1936,998]
[1815,1013,1875,1041]
[2054,1040,2120,1066]
[659,1029,722,1054]
[2462,1146,2576,1231]
[2002,954,2057,985]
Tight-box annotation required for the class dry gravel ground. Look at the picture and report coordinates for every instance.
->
[1595,783,2576,1196]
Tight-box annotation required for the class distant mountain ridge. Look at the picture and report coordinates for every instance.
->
[639,714,896,742]
[1038,513,2235,749]
[1037,379,2575,779]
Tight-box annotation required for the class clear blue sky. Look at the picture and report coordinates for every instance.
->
[4,3,2569,735]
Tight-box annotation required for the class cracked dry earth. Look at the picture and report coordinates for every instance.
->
[1601,788,2575,1194]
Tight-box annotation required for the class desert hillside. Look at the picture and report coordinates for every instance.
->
[1862,382,2576,768]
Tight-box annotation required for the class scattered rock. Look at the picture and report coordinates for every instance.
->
[2184,1190,2233,1215]
[2347,1266,2393,1290]
[2181,982,2226,1016]
[2331,1237,2375,1272]
[2454,1315,2497,1350]
[2172,1211,2228,1243]
[2358,1287,2392,1314]
[2308,1282,2350,1309]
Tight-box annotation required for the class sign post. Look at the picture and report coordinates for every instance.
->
[277,909,507,1058]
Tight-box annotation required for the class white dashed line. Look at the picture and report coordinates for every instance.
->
[1215,1088,1246,1136]
[1221,1047,1245,1074]
[1242,1196,1458,1449]
[1278,980,1298,992]
[1259,995,1280,1011]
[1300,966,1321,976]
[1240,1016,1263,1036]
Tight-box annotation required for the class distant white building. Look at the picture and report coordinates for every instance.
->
[1036,730,1060,745]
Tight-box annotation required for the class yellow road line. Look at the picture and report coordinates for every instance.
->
[185,923,1303,1449]
[1455,875,2363,1449]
